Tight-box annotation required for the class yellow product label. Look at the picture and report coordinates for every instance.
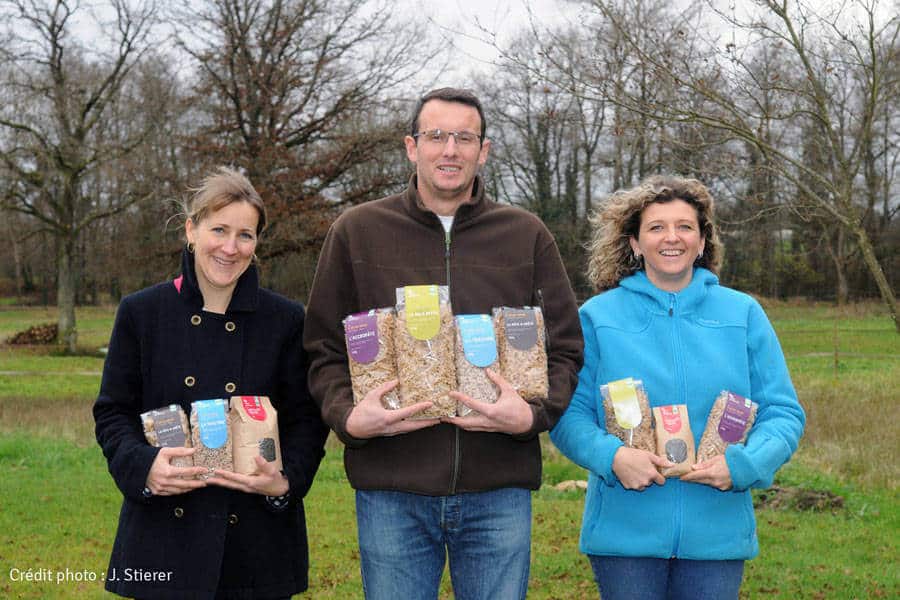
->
[608,378,642,429]
[404,285,441,340]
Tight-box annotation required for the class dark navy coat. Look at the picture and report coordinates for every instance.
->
[94,248,329,599]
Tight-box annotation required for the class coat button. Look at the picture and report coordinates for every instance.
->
[184,376,196,387]
[224,382,236,393]
[227,514,239,525]
[190,315,202,326]
[174,507,184,518]
[225,321,236,332]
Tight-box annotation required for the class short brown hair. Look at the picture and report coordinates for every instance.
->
[410,88,486,142]
[184,167,267,235]
[587,175,723,291]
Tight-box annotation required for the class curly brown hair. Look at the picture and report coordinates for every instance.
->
[587,175,723,292]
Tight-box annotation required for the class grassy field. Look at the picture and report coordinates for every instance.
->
[0,302,897,599]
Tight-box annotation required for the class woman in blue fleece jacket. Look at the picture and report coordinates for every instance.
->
[550,175,805,600]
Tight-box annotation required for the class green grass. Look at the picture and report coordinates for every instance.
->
[0,305,116,350]
[0,301,898,598]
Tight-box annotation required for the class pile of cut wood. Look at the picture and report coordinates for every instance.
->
[7,323,58,345]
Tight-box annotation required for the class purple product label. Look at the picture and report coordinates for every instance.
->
[718,391,753,443]
[504,308,538,351]
[344,312,380,364]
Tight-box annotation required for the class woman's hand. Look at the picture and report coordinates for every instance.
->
[680,454,733,490]
[207,456,290,497]
[612,447,671,491]
[145,447,208,496]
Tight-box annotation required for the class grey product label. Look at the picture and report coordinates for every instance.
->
[259,438,276,462]
[150,408,187,447]
[665,439,688,463]
[504,308,538,350]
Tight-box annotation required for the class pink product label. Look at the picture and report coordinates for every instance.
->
[241,396,266,421]
[718,392,753,442]
[344,313,379,364]
[660,405,682,433]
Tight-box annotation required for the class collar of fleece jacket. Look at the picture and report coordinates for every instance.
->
[401,173,490,229]
[176,245,260,313]
[619,267,719,315]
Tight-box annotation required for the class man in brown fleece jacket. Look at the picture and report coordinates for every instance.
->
[303,88,583,600]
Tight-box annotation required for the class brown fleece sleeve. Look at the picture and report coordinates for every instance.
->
[302,221,368,448]
[514,228,584,440]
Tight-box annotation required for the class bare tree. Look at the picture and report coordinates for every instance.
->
[0,0,161,351]
[578,0,899,330]
[174,0,439,267]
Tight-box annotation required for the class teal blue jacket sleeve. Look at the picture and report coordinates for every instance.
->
[550,308,624,486]
[726,300,806,491]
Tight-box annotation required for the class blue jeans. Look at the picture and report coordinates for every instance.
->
[588,555,744,600]
[355,488,531,600]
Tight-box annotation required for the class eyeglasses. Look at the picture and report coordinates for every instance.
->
[413,129,481,146]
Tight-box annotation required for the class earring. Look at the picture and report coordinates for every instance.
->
[187,242,195,253]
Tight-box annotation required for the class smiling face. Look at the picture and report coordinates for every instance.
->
[185,200,260,304]
[404,98,490,215]
[630,199,706,292]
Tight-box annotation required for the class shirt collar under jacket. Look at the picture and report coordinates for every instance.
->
[175,245,260,313]
[402,173,490,229]
[619,267,719,315]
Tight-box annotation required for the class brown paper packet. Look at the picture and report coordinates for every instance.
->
[653,404,695,477]
[230,395,282,476]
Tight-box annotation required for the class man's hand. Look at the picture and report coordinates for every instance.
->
[443,369,534,434]
[680,454,733,490]
[345,379,440,438]
[611,446,671,491]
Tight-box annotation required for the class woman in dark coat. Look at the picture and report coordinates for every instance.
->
[93,167,329,599]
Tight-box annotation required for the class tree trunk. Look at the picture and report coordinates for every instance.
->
[57,233,78,353]
[831,228,849,306]
[5,216,25,295]
[853,223,899,333]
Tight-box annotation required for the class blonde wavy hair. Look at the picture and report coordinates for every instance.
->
[587,175,723,292]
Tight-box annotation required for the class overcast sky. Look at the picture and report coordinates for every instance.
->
[403,0,572,87]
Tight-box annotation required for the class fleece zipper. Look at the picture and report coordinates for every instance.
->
[443,225,461,495]
[668,292,685,557]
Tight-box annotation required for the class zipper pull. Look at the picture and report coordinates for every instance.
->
[668,294,675,316]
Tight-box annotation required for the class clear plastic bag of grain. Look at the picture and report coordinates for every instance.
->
[600,378,656,453]
[696,390,758,463]
[394,284,457,418]
[652,404,695,477]
[190,398,232,477]
[343,308,401,409]
[230,395,283,476]
[493,306,549,401]
[140,404,193,468]
[454,314,500,416]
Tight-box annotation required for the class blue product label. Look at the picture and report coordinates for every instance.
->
[195,399,228,449]
[456,314,497,367]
